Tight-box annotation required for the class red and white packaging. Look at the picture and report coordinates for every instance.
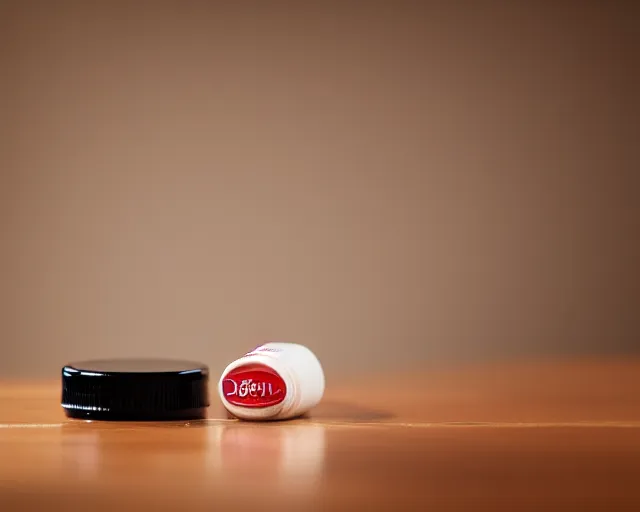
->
[218,342,325,421]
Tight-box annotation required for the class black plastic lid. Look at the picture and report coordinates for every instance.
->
[61,358,210,421]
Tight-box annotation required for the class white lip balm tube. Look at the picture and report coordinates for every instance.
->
[218,342,325,421]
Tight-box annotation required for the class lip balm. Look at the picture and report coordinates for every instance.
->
[218,342,325,421]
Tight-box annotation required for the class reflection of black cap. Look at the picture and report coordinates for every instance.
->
[61,359,209,421]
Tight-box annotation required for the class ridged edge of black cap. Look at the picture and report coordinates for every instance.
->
[61,359,210,421]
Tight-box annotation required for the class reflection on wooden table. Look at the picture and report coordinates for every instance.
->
[1,358,640,511]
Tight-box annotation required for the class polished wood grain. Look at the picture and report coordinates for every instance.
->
[1,358,640,511]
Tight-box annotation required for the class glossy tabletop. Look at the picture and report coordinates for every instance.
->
[1,358,640,511]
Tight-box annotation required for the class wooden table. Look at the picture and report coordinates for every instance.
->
[1,358,639,511]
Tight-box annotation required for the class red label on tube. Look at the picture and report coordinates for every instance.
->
[222,364,287,408]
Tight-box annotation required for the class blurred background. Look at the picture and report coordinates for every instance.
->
[1,1,638,380]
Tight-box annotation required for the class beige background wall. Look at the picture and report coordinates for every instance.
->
[1,1,638,379]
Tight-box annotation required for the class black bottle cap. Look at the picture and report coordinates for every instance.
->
[61,358,210,421]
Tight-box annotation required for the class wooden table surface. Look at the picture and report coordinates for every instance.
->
[1,358,640,511]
